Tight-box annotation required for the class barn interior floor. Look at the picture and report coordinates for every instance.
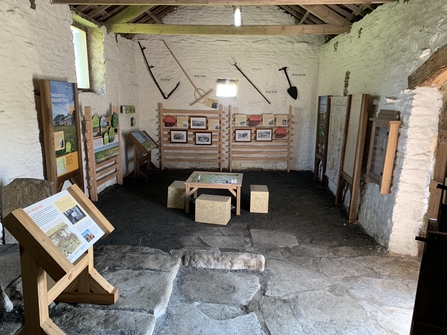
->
[0,169,421,334]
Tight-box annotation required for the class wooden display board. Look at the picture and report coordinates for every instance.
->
[314,95,331,185]
[325,96,351,184]
[128,130,159,179]
[39,80,84,192]
[158,103,226,171]
[335,94,370,223]
[366,110,402,194]
[229,106,293,172]
[2,184,118,335]
[83,106,123,201]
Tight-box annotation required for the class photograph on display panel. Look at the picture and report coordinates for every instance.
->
[195,132,212,145]
[190,116,207,129]
[256,129,272,141]
[235,129,251,142]
[170,130,188,143]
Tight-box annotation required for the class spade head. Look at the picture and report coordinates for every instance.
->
[288,86,298,100]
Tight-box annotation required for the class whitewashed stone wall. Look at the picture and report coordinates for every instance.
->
[135,6,325,171]
[0,0,74,186]
[318,0,446,256]
[0,0,139,196]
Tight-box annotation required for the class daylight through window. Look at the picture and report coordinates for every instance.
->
[216,79,239,98]
[71,25,90,90]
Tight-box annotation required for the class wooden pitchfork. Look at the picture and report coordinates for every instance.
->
[162,39,213,106]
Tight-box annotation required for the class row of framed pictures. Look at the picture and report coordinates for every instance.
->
[170,127,286,145]
[170,130,212,145]
[234,114,289,127]
[234,128,285,142]
[164,115,220,130]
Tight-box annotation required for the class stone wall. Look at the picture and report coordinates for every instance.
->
[0,0,139,192]
[317,0,446,255]
[136,6,325,171]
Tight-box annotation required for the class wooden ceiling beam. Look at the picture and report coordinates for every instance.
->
[135,6,175,23]
[326,4,354,20]
[344,4,366,16]
[86,4,112,18]
[54,0,394,6]
[106,5,154,23]
[107,23,350,35]
[301,5,348,26]
[279,5,324,24]
[146,8,164,23]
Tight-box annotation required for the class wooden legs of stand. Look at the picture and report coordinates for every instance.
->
[19,247,50,334]
[18,247,118,335]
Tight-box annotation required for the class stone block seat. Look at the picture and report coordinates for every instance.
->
[167,180,186,209]
[250,185,269,213]
[195,194,231,225]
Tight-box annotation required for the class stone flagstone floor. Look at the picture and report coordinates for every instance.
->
[0,170,421,334]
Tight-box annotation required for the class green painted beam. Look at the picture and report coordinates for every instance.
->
[73,13,100,27]
[107,23,350,35]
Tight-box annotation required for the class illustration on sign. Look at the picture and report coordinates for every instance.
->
[50,81,79,177]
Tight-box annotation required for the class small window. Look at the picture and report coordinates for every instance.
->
[216,79,239,98]
[71,25,90,90]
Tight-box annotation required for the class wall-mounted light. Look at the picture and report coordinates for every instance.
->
[234,6,242,27]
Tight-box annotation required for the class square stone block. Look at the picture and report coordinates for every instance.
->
[167,180,185,209]
[195,194,231,225]
[250,185,269,213]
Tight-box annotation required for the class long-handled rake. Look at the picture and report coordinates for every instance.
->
[162,39,213,106]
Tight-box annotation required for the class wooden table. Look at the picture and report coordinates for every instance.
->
[184,171,244,215]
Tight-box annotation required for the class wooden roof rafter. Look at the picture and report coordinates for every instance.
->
[53,0,394,5]
[63,0,393,38]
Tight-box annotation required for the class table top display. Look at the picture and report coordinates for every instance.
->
[186,171,243,185]
[184,171,244,215]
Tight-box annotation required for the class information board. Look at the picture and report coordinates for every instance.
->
[24,190,104,263]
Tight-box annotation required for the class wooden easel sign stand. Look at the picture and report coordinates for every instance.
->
[3,185,118,335]
[128,130,159,179]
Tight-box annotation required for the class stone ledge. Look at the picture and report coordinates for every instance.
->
[171,248,265,271]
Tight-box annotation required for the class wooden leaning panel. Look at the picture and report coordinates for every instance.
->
[83,106,123,201]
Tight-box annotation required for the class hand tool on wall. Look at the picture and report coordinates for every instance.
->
[279,67,298,100]
[138,41,179,100]
[162,39,213,106]
[230,58,270,104]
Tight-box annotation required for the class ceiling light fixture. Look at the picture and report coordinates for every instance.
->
[234,6,242,27]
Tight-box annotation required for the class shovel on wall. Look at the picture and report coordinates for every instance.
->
[279,67,298,100]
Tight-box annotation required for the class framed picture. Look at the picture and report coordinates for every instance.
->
[234,129,251,142]
[195,132,212,145]
[256,129,272,141]
[170,130,188,143]
[190,116,207,129]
